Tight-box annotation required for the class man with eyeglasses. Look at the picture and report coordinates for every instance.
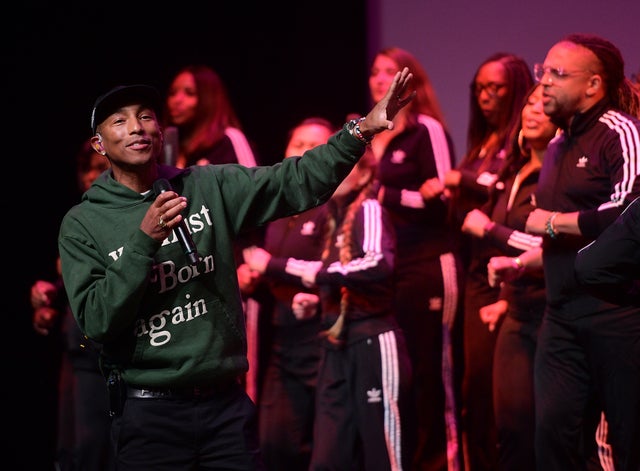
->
[522,33,640,470]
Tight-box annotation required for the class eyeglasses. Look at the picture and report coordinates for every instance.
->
[473,82,507,98]
[533,63,593,83]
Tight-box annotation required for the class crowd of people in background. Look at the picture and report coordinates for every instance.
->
[163,64,265,402]
[30,140,114,471]
[244,117,336,471]
[29,32,640,471]
[367,47,461,471]
[454,52,534,471]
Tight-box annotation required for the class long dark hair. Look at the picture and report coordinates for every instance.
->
[464,52,534,166]
[373,47,448,129]
[498,84,545,182]
[165,65,242,161]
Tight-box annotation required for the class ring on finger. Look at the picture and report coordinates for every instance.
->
[158,216,167,229]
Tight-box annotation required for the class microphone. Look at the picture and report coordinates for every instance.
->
[153,178,200,265]
[160,126,179,166]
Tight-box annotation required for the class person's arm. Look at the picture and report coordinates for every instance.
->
[30,271,67,336]
[487,246,543,288]
[457,167,499,198]
[483,218,543,255]
[254,200,395,289]
[379,116,454,209]
[318,200,394,284]
[31,279,61,336]
[212,68,417,235]
[528,129,640,239]
[478,299,508,332]
[575,197,640,304]
[59,223,162,340]
[525,208,581,237]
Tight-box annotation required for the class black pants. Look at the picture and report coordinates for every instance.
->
[259,321,321,471]
[461,267,501,471]
[395,251,464,471]
[535,309,640,471]
[493,316,539,471]
[310,329,412,471]
[57,359,113,471]
[111,381,264,470]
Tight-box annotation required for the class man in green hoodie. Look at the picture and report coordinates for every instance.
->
[58,69,414,471]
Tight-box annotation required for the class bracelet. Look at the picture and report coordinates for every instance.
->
[347,117,373,145]
[545,212,559,239]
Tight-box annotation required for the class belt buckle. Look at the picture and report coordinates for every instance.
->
[141,388,162,398]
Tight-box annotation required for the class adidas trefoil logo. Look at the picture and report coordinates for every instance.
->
[367,387,382,403]
[300,221,316,236]
[576,156,588,168]
[391,149,407,164]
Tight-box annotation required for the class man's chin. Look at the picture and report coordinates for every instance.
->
[542,103,556,117]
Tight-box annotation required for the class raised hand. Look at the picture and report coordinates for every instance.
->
[361,67,416,136]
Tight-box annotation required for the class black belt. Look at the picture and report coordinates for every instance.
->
[126,379,237,400]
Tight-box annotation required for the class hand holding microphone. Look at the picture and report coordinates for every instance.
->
[153,178,200,265]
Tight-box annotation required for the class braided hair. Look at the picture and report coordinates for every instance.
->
[564,33,640,118]
[321,147,378,342]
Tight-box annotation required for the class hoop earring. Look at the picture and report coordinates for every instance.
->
[518,129,526,155]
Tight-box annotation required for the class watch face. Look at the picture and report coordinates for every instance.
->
[347,119,358,131]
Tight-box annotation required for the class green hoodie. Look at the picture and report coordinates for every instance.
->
[58,128,364,388]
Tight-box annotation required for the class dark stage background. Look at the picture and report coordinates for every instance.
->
[9,3,367,469]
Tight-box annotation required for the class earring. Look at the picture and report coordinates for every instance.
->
[517,129,525,154]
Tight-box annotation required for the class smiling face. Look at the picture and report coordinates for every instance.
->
[92,103,163,169]
[521,85,558,151]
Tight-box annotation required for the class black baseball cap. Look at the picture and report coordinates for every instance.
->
[90,84,161,134]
